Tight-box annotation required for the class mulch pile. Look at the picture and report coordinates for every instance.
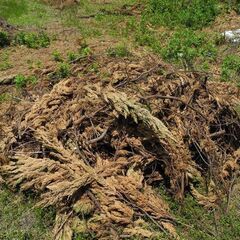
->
[0,55,239,239]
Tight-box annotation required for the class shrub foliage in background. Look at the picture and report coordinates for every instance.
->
[147,0,219,29]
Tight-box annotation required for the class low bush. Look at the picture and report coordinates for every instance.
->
[221,55,240,86]
[0,31,10,47]
[107,44,131,58]
[15,31,50,49]
[147,0,219,29]
[14,74,37,88]
[56,63,70,78]
[52,50,63,62]
[161,30,217,69]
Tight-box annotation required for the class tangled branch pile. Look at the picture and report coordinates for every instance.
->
[0,57,239,239]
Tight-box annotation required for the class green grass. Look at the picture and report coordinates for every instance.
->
[0,0,57,27]
[107,43,131,57]
[161,30,217,69]
[0,186,55,240]
[146,0,219,29]
[59,0,138,38]
[0,93,11,103]
[221,55,240,86]
[14,31,51,49]
[0,50,12,71]
[156,186,240,240]
[14,74,37,88]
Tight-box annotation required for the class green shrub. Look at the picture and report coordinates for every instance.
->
[52,50,63,62]
[15,31,50,49]
[147,0,219,29]
[0,51,12,70]
[221,55,240,86]
[0,93,10,102]
[56,63,70,78]
[78,43,91,57]
[161,30,217,69]
[0,31,10,47]
[67,51,78,62]
[107,44,131,57]
[14,74,37,88]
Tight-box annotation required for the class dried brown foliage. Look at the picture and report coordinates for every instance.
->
[0,57,239,239]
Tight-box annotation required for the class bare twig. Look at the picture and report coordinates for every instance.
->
[87,128,108,144]
[143,94,208,120]
[115,64,162,88]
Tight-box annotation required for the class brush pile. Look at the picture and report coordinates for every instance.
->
[0,56,240,239]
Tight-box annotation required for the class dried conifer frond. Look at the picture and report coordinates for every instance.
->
[1,55,239,239]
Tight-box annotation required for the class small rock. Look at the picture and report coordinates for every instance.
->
[222,29,240,43]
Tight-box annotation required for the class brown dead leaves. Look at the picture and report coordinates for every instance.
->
[0,57,239,239]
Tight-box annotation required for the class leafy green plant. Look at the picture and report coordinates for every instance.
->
[15,31,50,49]
[56,63,70,78]
[147,0,219,29]
[14,74,37,88]
[221,55,240,86]
[0,51,12,70]
[52,50,63,62]
[0,93,10,103]
[79,43,91,57]
[107,44,131,58]
[67,51,78,62]
[161,30,217,69]
[0,31,10,47]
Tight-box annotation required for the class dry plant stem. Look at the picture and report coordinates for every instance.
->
[143,94,207,120]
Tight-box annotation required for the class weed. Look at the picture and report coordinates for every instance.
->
[0,93,10,103]
[146,0,219,29]
[52,50,63,62]
[0,31,10,48]
[15,31,50,49]
[89,62,99,73]
[0,51,12,71]
[161,30,217,69]
[67,51,78,62]
[73,232,94,240]
[14,74,37,88]
[79,45,91,57]
[221,55,240,86]
[107,44,131,58]
[157,185,240,240]
[27,59,43,70]
[56,62,70,78]
[0,186,54,239]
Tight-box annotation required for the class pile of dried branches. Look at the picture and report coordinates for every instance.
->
[0,57,239,239]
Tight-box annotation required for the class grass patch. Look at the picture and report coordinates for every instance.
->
[0,93,11,103]
[107,44,131,57]
[146,0,219,29]
[0,51,12,71]
[0,31,10,48]
[14,31,50,49]
[52,50,63,62]
[221,55,240,86]
[161,30,217,69]
[59,0,138,38]
[14,74,37,88]
[0,186,55,240]
[157,186,240,240]
[56,62,71,79]
[0,0,57,27]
